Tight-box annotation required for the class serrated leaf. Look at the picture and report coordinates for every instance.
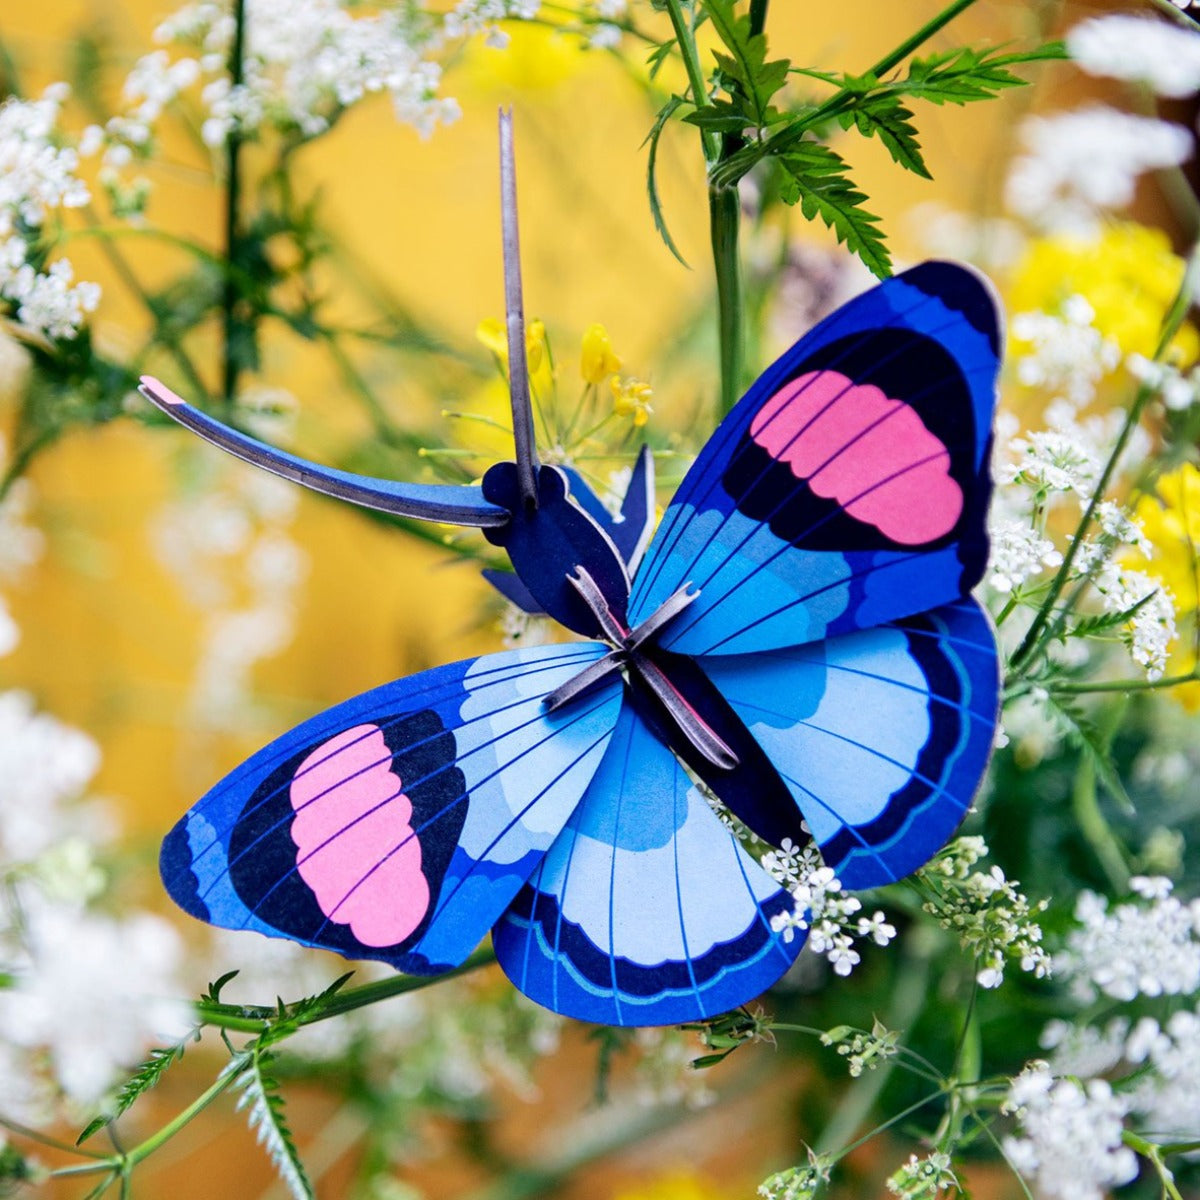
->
[778,143,891,278]
[704,0,790,129]
[76,1041,190,1145]
[902,44,1065,107]
[643,95,689,267]
[1066,592,1156,640]
[683,100,753,134]
[1043,693,1133,813]
[235,1050,313,1200]
[843,94,929,179]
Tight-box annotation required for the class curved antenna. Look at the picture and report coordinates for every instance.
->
[499,108,540,511]
[139,376,510,528]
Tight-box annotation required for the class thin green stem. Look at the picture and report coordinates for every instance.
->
[1050,668,1200,696]
[710,184,743,415]
[194,946,497,1033]
[0,1115,108,1159]
[221,0,247,409]
[662,0,718,164]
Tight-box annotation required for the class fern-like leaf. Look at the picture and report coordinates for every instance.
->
[234,1050,314,1200]
[778,143,890,278]
[841,94,929,179]
[1043,693,1133,813]
[644,96,689,266]
[902,44,1066,106]
[77,1039,192,1145]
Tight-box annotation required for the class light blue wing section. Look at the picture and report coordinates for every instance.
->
[701,598,999,889]
[492,704,802,1025]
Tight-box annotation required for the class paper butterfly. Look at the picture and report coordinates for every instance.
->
[144,260,1001,1027]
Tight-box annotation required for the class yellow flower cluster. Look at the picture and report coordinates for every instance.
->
[1130,463,1200,708]
[476,315,553,396]
[580,322,622,383]
[1008,223,1198,364]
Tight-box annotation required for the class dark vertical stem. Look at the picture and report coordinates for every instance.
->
[498,109,539,509]
[749,0,769,37]
[221,0,247,411]
[710,184,743,416]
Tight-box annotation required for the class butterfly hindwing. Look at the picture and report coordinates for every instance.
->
[629,262,1000,656]
[492,703,802,1025]
[160,643,623,973]
[700,596,999,889]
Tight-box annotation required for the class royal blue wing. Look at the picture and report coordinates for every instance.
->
[491,702,802,1025]
[628,262,1000,656]
[700,597,999,889]
[160,643,623,973]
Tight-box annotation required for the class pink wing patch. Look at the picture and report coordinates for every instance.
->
[289,725,430,948]
[750,370,963,545]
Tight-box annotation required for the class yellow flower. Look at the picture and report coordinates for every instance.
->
[1128,463,1200,708]
[612,1171,730,1200]
[611,376,653,427]
[1008,223,1199,365]
[476,316,552,393]
[580,322,622,383]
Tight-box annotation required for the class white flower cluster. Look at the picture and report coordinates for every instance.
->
[151,437,308,731]
[1006,106,1191,234]
[0,682,190,1115]
[586,0,628,50]
[1003,428,1101,503]
[885,1151,958,1199]
[1068,14,1200,99]
[1127,352,1200,412]
[1001,1064,1137,1200]
[1124,1009,1200,1143]
[1094,565,1176,680]
[1056,877,1200,1002]
[918,837,1050,989]
[0,87,100,339]
[988,519,1063,594]
[1011,297,1121,408]
[445,0,541,47]
[763,837,895,977]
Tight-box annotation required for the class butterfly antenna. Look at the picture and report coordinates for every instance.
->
[499,107,540,511]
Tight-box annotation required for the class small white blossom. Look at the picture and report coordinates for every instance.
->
[1068,15,1200,98]
[1095,565,1176,679]
[1011,298,1121,407]
[886,1151,958,1198]
[988,519,1063,593]
[1002,1066,1137,1200]
[1004,428,1101,500]
[1040,1017,1129,1080]
[1006,107,1191,234]
[1057,880,1200,1001]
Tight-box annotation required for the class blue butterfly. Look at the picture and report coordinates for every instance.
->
[144,260,1000,1027]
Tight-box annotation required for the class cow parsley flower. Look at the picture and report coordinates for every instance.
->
[918,838,1050,988]
[1124,1008,1200,1143]
[1056,880,1200,1002]
[1094,565,1176,680]
[0,87,100,339]
[1068,15,1200,99]
[1006,107,1191,234]
[1010,296,1121,407]
[989,520,1063,594]
[886,1151,958,1198]
[1003,428,1101,501]
[1002,1066,1137,1200]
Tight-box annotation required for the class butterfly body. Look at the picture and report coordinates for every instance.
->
[151,260,1002,1026]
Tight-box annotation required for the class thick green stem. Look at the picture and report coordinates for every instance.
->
[194,946,497,1033]
[221,0,247,410]
[710,184,743,415]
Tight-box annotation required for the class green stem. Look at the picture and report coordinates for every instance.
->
[1072,748,1131,891]
[815,924,937,1156]
[221,0,247,410]
[123,1060,247,1168]
[1051,668,1200,696]
[749,0,769,37]
[662,0,718,164]
[710,184,743,415]
[1008,388,1155,673]
[194,946,497,1033]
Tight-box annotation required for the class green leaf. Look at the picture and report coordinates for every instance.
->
[643,96,690,267]
[902,43,1066,107]
[683,100,753,134]
[1065,592,1157,640]
[1043,693,1133,813]
[234,1050,314,1200]
[704,0,790,130]
[841,94,929,179]
[777,143,891,278]
[76,1041,191,1145]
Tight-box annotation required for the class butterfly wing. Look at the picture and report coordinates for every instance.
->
[700,597,999,890]
[160,643,623,973]
[629,262,1000,656]
[491,702,802,1025]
